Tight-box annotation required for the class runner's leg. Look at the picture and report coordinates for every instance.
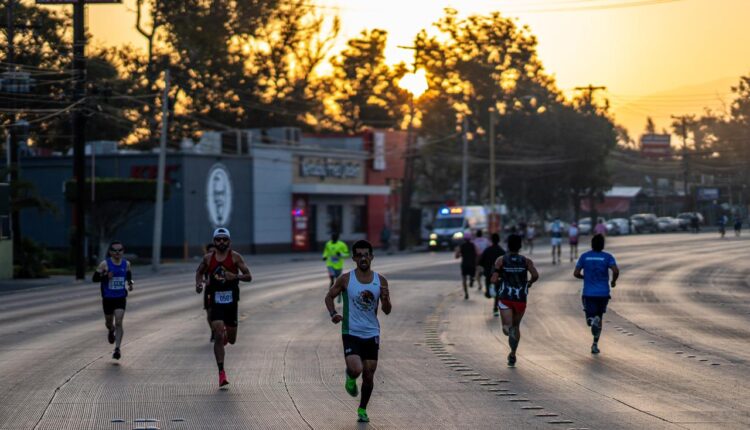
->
[500,307,513,336]
[509,310,525,356]
[113,309,125,349]
[462,275,469,299]
[359,360,378,409]
[225,326,237,345]
[211,320,227,368]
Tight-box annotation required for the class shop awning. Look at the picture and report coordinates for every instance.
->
[291,183,390,195]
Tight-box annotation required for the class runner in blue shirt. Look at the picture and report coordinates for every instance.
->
[92,240,134,360]
[573,234,619,354]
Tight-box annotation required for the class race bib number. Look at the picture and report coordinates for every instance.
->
[215,291,233,304]
[331,256,340,263]
[109,277,126,290]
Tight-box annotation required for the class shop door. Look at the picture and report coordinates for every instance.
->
[309,204,318,251]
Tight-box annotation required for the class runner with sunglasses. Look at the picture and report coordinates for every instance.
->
[195,228,253,387]
[92,240,134,360]
[325,240,391,423]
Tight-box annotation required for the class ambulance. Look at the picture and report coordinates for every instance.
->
[428,206,488,249]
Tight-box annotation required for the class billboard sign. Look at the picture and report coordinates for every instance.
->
[373,132,386,171]
[697,187,719,201]
[641,134,671,158]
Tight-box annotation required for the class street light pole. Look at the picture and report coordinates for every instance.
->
[488,107,496,232]
[72,0,87,279]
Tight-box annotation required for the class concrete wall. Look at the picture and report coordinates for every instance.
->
[252,148,292,252]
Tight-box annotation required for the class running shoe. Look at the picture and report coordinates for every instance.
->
[219,370,230,386]
[493,310,499,318]
[507,353,516,367]
[591,343,600,354]
[107,328,115,344]
[112,348,121,360]
[345,374,358,397]
[357,408,369,423]
[464,293,469,300]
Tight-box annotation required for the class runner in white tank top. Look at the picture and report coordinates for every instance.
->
[325,240,392,423]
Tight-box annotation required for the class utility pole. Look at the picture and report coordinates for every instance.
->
[72,0,87,279]
[574,84,606,223]
[461,116,469,206]
[5,0,19,260]
[488,107,497,232]
[671,115,692,211]
[151,68,169,271]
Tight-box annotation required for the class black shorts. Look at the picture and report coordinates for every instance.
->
[461,266,475,278]
[210,303,238,327]
[582,296,610,319]
[342,334,379,361]
[102,297,127,315]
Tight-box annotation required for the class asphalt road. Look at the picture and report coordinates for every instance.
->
[1,233,748,429]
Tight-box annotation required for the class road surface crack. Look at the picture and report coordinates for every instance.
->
[283,338,314,430]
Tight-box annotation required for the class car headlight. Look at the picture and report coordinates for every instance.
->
[452,232,464,240]
[429,233,437,240]
[429,240,437,246]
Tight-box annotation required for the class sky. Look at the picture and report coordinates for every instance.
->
[84,0,750,136]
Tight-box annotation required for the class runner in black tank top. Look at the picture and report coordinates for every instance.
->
[491,234,539,367]
[195,228,253,388]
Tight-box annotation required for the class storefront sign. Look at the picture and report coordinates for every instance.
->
[291,194,309,251]
[299,157,361,179]
[206,163,233,227]
[373,132,386,171]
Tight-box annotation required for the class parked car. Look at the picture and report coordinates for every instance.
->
[578,217,606,235]
[676,212,704,231]
[607,218,631,235]
[630,213,658,233]
[657,216,680,232]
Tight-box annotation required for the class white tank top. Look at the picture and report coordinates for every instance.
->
[342,271,381,339]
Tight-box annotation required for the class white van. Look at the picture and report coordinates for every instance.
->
[428,206,488,249]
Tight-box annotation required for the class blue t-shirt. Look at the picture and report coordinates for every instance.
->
[576,250,617,297]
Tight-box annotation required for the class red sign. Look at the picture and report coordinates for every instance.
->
[291,194,309,251]
[641,134,671,158]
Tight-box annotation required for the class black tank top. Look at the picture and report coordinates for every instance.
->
[498,254,529,302]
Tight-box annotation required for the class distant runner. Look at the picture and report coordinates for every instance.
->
[455,232,477,299]
[573,234,619,354]
[491,234,538,367]
[479,233,505,313]
[202,243,216,342]
[93,240,134,360]
[550,218,563,265]
[525,223,536,255]
[323,232,349,303]
[568,222,579,262]
[325,240,392,423]
[718,214,728,238]
[473,230,491,287]
[734,215,742,237]
[195,228,253,387]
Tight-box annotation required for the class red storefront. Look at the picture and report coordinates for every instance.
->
[363,130,407,248]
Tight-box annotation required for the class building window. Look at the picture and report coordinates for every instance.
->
[351,205,367,233]
[327,205,343,234]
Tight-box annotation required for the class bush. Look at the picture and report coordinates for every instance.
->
[14,238,48,278]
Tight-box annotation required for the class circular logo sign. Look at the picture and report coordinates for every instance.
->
[206,163,233,227]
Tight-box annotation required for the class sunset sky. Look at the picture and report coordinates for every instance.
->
[85,0,750,136]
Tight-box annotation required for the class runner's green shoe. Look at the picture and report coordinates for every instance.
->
[345,374,358,397]
[357,408,369,422]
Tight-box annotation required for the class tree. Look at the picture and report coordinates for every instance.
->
[644,116,656,134]
[316,29,410,133]
[65,178,170,259]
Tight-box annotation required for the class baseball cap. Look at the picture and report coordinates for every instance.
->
[213,227,231,239]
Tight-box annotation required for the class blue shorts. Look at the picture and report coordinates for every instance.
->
[327,267,342,278]
[582,296,610,319]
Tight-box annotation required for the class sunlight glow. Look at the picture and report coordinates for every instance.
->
[398,69,429,98]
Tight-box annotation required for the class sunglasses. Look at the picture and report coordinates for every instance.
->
[353,252,372,259]
[214,237,229,242]
[110,248,124,252]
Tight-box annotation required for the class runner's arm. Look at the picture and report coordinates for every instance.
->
[92,261,107,282]
[195,255,209,292]
[379,275,392,315]
[325,274,347,323]
[610,265,619,288]
[526,258,539,286]
[573,267,584,279]
[226,253,252,282]
[126,261,134,290]
[490,256,504,284]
